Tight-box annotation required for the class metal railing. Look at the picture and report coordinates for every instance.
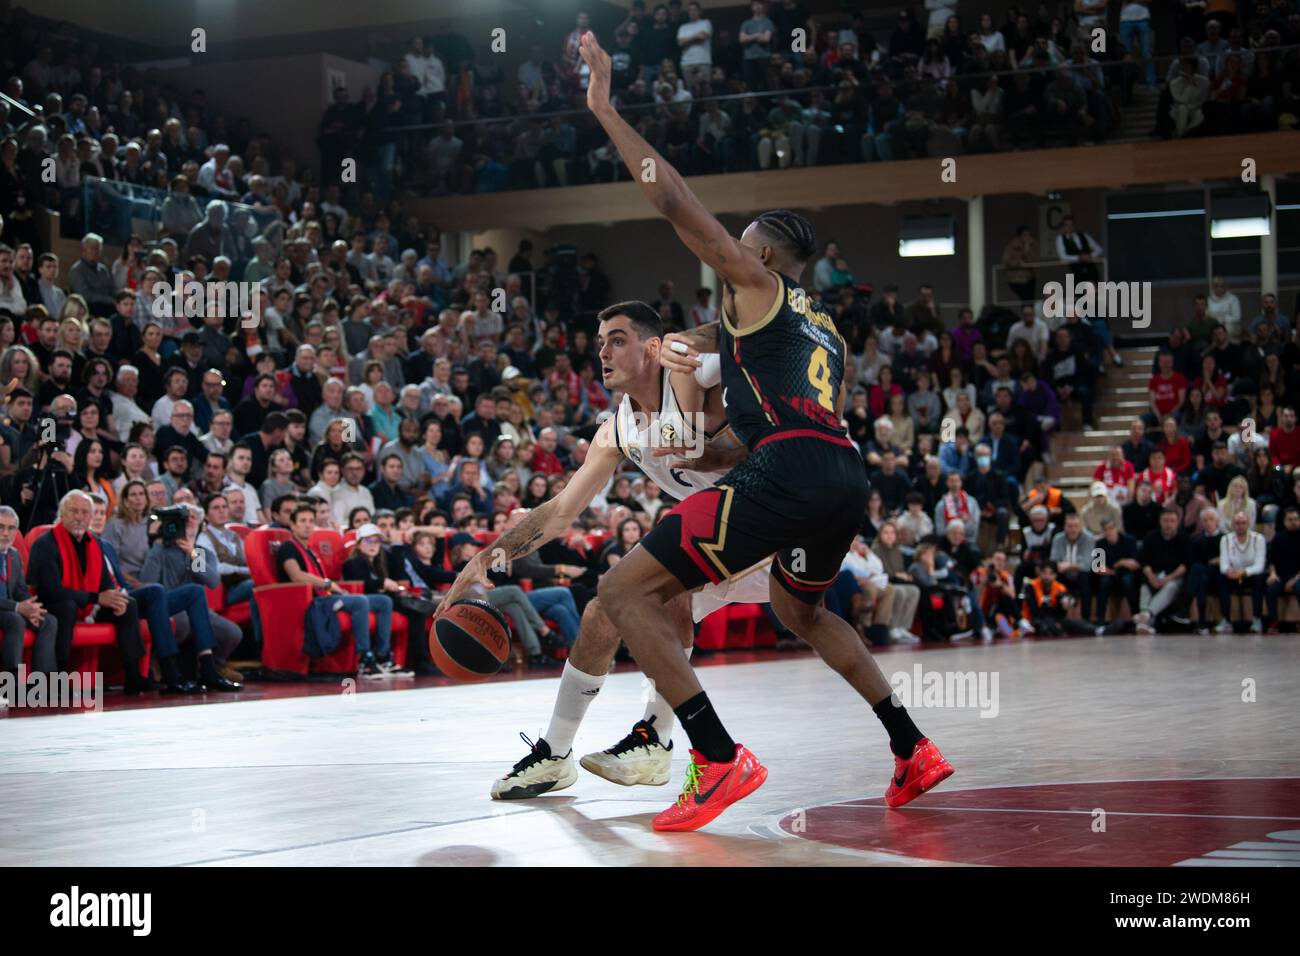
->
[990,258,1110,306]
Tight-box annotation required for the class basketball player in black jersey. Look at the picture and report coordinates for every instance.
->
[579,32,952,831]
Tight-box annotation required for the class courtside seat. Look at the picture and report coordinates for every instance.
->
[19,523,154,684]
[204,582,252,627]
[228,524,251,540]
[309,529,346,579]
[23,524,52,554]
[695,604,776,650]
[246,528,407,675]
[23,621,153,687]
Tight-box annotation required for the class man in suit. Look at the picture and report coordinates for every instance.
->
[27,490,152,693]
[0,505,58,678]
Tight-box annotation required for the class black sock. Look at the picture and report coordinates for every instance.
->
[160,656,184,686]
[674,691,736,763]
[873,695,925,759]
[198,654,221,682]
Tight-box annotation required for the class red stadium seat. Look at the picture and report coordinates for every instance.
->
[23,621,153,687]
[228,524,251,540]
[24,524,52,554]
[309,529,347,579]
[246,528,407,675]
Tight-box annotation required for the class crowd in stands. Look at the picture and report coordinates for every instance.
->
[316,0,1300,196]
[1,5,1299,700]
[830,251,1300,644]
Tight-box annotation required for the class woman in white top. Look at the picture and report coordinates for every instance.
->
[1217,510,1267,632]
[977,14,1005,52]
[1216,475,1257,528]
[1206,276,1242,339]
[307,459,343,514]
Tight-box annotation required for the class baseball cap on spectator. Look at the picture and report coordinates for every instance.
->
[502,366,521,381]
[355,522,382,542]
[8,386,33,401]
[449,532,478,548]
[181,331,202,346]
[1090,482,1107,497]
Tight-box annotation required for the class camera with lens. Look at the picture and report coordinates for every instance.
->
[150,506,191,543]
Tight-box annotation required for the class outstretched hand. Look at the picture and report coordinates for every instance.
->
[579,31,612,114]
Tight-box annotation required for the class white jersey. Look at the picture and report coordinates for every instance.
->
[610,361,742,503]
[610,360,771,622]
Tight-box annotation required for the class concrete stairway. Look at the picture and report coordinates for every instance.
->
[1048,344,1159,509]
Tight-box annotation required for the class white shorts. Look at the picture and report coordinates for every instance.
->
[690,559,773,623]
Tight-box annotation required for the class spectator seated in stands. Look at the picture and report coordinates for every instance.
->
[1217,510,1268,633]
[138,500,243,690]
[1134,507,1193,635]
[197,492,254,607]
[28,490,150,693]
[277,503,397,680]
[0,504,57,680]
[1020,561,1099,637]
[1049,512,1096,623]
[446,530,562,669]
[933,470,979,541]
[1266,507,1300,630]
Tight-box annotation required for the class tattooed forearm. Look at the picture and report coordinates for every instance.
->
[492,504,557,562]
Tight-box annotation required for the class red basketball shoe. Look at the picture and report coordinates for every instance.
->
[652,745,768,832]
[884,738,954,808]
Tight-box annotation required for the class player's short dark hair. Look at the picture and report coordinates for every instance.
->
[597,300,663,340]
[753,209,818,263]
[290,503,315,522]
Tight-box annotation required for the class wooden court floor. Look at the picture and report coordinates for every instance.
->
[2,635,1297,866]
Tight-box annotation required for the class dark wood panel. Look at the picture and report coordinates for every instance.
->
[415,132,1300,231]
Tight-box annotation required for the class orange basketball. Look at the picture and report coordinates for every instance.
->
[430,599,511,682]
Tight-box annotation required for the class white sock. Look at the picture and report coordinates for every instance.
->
[642,646,693,744]
[543,661,605,756]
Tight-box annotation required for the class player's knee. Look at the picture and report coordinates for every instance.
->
[576,598,619,654]
[596,563,631,610]
[770,589,817,632]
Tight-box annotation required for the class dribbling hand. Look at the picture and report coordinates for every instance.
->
[436,554,493,618]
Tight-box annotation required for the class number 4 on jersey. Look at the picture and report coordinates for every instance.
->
[806,346,834,411]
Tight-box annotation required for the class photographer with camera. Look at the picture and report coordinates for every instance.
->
[138,500,243,690]
[11,404,76,531]
[27,490,151,693]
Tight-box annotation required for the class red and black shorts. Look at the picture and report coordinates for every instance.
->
[641,431,869,605]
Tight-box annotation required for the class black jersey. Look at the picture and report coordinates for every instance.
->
[720,271,850,448]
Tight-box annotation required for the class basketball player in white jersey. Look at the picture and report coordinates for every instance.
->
[439,300,772,799]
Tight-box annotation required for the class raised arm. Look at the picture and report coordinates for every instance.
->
[579,32,775,301]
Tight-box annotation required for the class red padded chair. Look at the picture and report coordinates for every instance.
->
[24,524,53,554]
[228,524,251,540]
[247,528,407,675]
[310,529,346,579]
[20,523,153,683]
